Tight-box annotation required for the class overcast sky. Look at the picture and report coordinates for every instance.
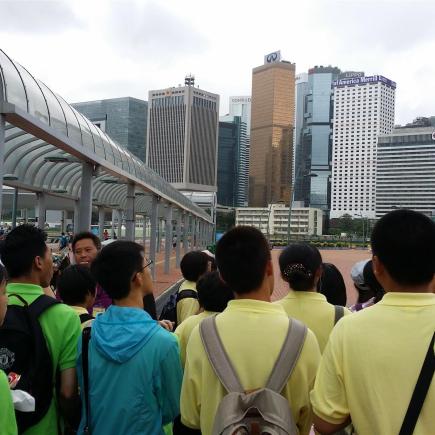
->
[0,0,434,124]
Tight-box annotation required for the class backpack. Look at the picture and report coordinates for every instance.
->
[159,282,198,326]
[199,315,307,435]
[0,293,59,434]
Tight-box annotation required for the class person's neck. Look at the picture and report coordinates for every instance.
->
[114,290,145,309]
[234,286,271,302]
[386,284,433,294]
[9,276,42,287]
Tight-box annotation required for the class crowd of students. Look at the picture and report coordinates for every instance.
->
[0,208,434,435]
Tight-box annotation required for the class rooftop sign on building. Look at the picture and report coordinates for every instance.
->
[264,50,281,64]
[333,75,396,89]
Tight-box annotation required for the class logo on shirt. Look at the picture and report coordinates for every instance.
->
[0,347,15,370]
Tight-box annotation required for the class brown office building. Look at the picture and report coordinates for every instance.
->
[249,55,295,207]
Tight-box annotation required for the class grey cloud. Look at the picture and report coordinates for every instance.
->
[105,1,208,60]
[310,1,435,52]
[0,1,83,34]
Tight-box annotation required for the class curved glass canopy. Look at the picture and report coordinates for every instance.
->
[0,49,211,221]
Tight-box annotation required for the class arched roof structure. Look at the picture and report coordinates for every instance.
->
[0,49,211,222]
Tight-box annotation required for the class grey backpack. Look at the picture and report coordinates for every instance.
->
[199,315,307,435]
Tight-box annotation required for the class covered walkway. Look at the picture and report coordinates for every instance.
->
[0,48,214,279]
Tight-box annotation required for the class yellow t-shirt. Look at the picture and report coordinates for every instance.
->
[275,290,351,353]
[311,292,435,435]
[176,281,200,325]
[181,299,321,435]
[175,311,215,367]
[71,306,94,330]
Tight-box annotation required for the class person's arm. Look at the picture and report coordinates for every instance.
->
[0,371,18,435]
[313,415,351,435]
[57,310,82,430]
[59,367,80,429]
[310,322,351,434]
[180,329,202,430]
[157,335,184,425]
[295,329,321,435]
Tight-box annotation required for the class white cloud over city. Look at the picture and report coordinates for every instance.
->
[0,0,434,124]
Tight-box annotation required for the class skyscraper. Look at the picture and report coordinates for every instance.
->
[217,115,249,207]
[376,118,435,218]
[294,66,341,213]
[229,96,251,136]
[330,74,396,218]
[73,97,148,162]
[249,52,296,207]
[146,76,219,192]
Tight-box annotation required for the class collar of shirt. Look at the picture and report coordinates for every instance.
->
[224,298,286,315]
[7,282,44,297]
[284,290,327,302]
[379,292,435,307]
[72,306,90,316]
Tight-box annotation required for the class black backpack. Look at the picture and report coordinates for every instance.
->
[0,293,59,434]
[159,282,198,327]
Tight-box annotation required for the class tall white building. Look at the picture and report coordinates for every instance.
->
[376,121,435,218]
[146,76,219,192]
[330,74,396,218]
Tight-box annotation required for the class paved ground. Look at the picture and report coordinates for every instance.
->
[271,248,371,306]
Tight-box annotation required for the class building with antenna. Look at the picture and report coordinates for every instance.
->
[146,76,220,193]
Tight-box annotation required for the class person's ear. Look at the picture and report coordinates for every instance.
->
[34,256,44,272]
[372,256,383,281]
[265,259,274,277]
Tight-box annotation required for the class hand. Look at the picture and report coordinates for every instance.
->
[158,320,174,332]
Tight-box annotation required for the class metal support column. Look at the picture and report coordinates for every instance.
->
[175,210,181,268]
[78,162,93,232]
[189,215,194,251]
[117,209,122,239]
[156,218,161,253]
[11,188,18,229]
[73,201,79,234]
[36,193,46,229]
[164,206,173,275]
[183,213,189,256]
[60,210,66,233]
[125,183,135,241]
[23,208,28,224]
[142,215,147,255]
[149,196,158,281]
[0,115,5,222]
[98,207,105,240]
[111,209,116,238]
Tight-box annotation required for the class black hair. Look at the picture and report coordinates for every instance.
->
[196,271,234,312]
[318,263,347,306]
[143,293,157,320]
[215,226,270,294]
[91,241,144,300]
[180,251,209,282]
[371,209,435,286]
[279,243,322,291]
[362,260,385,303]
[72,232,101,251]
[57,265,96,306]
[0,224,48,278]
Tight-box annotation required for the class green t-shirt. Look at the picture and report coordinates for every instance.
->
[0,370,17,435]
[7,283,81,435]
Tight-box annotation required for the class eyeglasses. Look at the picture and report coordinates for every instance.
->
[140,258,153,271]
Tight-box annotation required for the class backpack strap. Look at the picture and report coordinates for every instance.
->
[199,315,244,393]
[82,327,92,434]
[266,318,307,393]
[28,294,60,318]
[79,313,94,324]
[399,331,435,435]
[334,305,345,325]
[177,289,198,302]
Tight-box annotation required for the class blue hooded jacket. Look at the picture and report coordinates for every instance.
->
[77,305,182,435]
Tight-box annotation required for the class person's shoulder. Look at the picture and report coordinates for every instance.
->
[43,301,81,328]
[153,327,179,352]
